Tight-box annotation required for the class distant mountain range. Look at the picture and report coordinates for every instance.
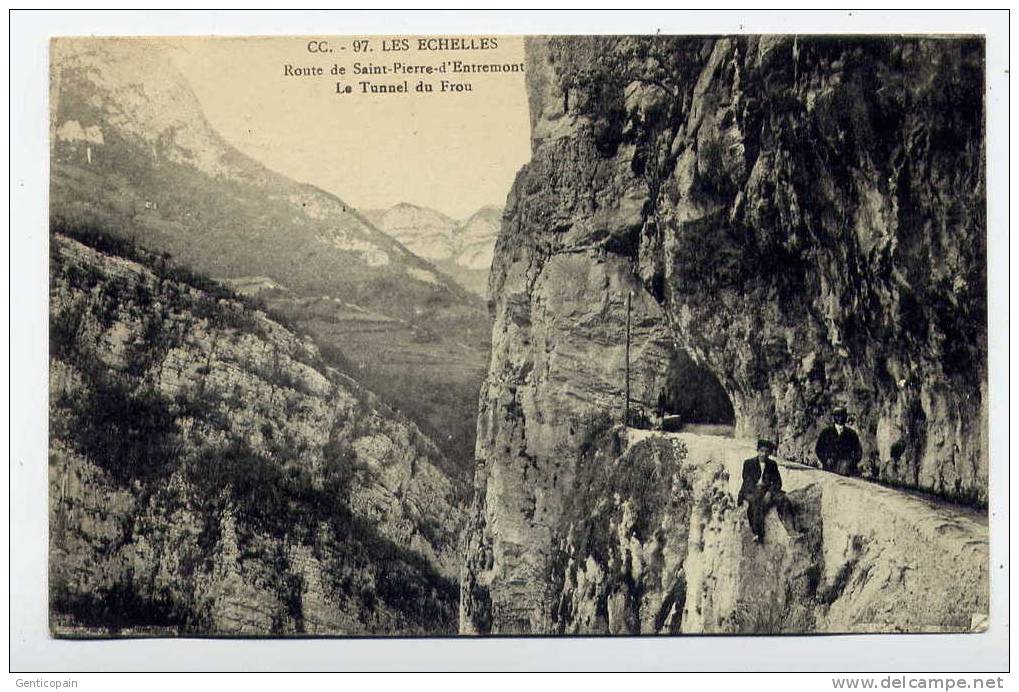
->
[50,39,491,492]
[364,203,502,298]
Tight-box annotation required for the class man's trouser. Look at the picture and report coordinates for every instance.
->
[746,487,791,540]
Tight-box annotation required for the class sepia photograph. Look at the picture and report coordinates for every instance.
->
[9,8,1009,677]
[45,30,990,639]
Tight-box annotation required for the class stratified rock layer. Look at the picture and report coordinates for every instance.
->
[462,36,987,634]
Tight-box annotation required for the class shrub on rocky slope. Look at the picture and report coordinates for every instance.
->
[50,226,463,636]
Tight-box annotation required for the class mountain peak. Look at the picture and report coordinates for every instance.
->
[365,201,504,296]
[370,203,458,261]
[51,38,478,320]
[52,39,233,179]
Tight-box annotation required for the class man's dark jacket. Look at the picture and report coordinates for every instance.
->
[738,456,782,505]
[815,425,863,476]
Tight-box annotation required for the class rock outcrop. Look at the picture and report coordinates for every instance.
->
[50,230,463,636]
[462,36,987,634]
[538,430,987,635]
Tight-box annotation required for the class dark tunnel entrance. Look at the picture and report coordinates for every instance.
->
[653,348,735,432]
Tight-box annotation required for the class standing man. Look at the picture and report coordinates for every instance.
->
[738,439,785,543]
[655,389,668,430]
[815,406,863,476]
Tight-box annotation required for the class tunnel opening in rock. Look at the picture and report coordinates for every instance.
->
[654,348,735,431]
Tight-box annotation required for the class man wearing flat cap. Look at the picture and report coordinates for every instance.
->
[738,438,785,543]
[815,406,863,476]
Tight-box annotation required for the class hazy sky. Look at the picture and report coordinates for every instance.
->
[169,36,532,219]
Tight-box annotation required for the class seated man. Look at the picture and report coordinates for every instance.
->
[815,406,863,476]
[738,438,788,543]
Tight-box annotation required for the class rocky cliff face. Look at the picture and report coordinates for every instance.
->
[50,230,463,636]
[462,36,986,634]
[537,430,986,635]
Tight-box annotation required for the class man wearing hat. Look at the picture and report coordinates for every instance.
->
[738,438,785,543]
[814,406,863,476]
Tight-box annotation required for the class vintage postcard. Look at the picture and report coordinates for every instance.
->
[48,33,988,638]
